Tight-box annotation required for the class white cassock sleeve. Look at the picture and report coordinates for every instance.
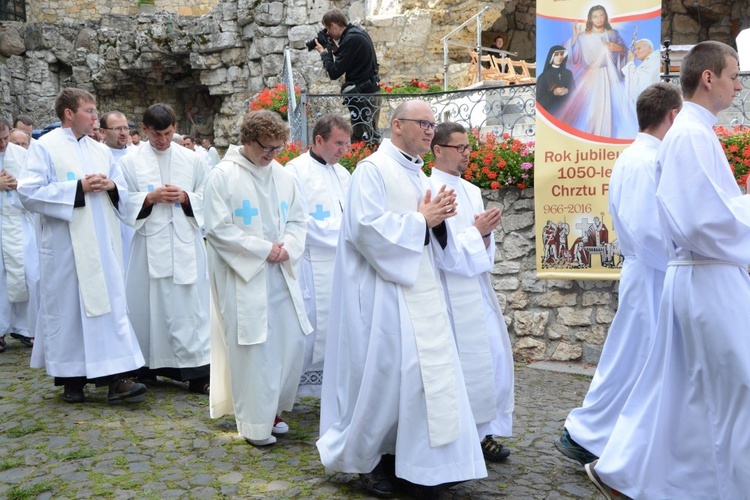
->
[657,123,750,261]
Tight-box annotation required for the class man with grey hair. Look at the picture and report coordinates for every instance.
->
[0,117,39,352]
[317,100,486,497]
[285,113,352,397]
[621,38,660,107]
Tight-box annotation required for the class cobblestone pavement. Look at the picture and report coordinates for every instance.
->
[0,341,600,499]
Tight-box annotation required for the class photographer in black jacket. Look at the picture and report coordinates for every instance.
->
[315,9,381,145]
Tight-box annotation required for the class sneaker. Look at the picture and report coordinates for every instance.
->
[481,435,511,462]
[554,428,598,465]
[246,435,276,446]
[272,416,289,435]
[107,378,147,403]
[62,384,85,404]
[585,460,632,499]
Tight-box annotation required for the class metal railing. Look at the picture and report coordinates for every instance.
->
[0,0,26,21]
[288,84,537,148]
[282,51,750,148]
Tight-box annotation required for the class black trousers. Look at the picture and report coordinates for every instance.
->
[343,81,381,145]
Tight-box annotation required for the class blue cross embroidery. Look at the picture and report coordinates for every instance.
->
[280,201,289,223]
[148,184,155,192]
[235,199,259,225]
[67,172,77,181]
[5,190,10,198]
[310,204,331,221]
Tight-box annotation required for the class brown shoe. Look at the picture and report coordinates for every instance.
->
[107,378,146,402]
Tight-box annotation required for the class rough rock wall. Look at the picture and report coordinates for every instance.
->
[28,0,218,23]
[0,0,505,144]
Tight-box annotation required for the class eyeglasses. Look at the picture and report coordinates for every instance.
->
[398,118,437,130]
[102,126,130,132]
[438,144,471,153]
[81,108,98,116]
[255,138,285,153]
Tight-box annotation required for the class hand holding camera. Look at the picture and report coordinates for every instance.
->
[306,29,334,52]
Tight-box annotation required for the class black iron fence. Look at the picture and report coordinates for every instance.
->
[0,0,26,21]
[287,74,750,148]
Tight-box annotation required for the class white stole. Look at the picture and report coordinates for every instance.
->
[48,129,121,317]
[132,146,197,284]
[289,153,349,364]
[216,151,311,345]
[1,144,28,302]
[374,151,460,448]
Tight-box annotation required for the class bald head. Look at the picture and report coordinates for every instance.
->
[9,129,30,150]
[391,100,436,157]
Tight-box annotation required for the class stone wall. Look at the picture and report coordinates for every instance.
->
[28,0,218,23]
[484,188,616,365]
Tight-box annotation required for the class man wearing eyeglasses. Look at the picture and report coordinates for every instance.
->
[17,88,147,404]
[99,111,136,269]
[204,110,311,447]
[318,101,487,497]
[284,114,352,398]
[428,122,514,465]
[119,103,211,397]
[100,111,131,161]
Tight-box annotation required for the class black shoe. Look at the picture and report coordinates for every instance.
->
[107,378,146,402]
[481,435,511,462]
[393,477,444,500]
[0,336,6,353]
[62,384,85,403]
[10,332,33,348]
[360,459,394,498]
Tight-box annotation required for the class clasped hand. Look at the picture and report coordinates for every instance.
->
[419,185,458,228]
[267,241,289,263]
[81,173,114,193]
[145,184,186,205]
[0,169,17,191]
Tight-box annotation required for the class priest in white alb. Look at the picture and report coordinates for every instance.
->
[17,88,146,404]
[586,41,750,499]
[285,113,352,397]
[555,82,682,467]
[317,101,486,498]
[204,110,311,446]
[121,103,210,395]
[428,122,515,463]
[0,118,39,352]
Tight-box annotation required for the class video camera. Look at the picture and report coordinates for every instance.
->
[305,29,333,51]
